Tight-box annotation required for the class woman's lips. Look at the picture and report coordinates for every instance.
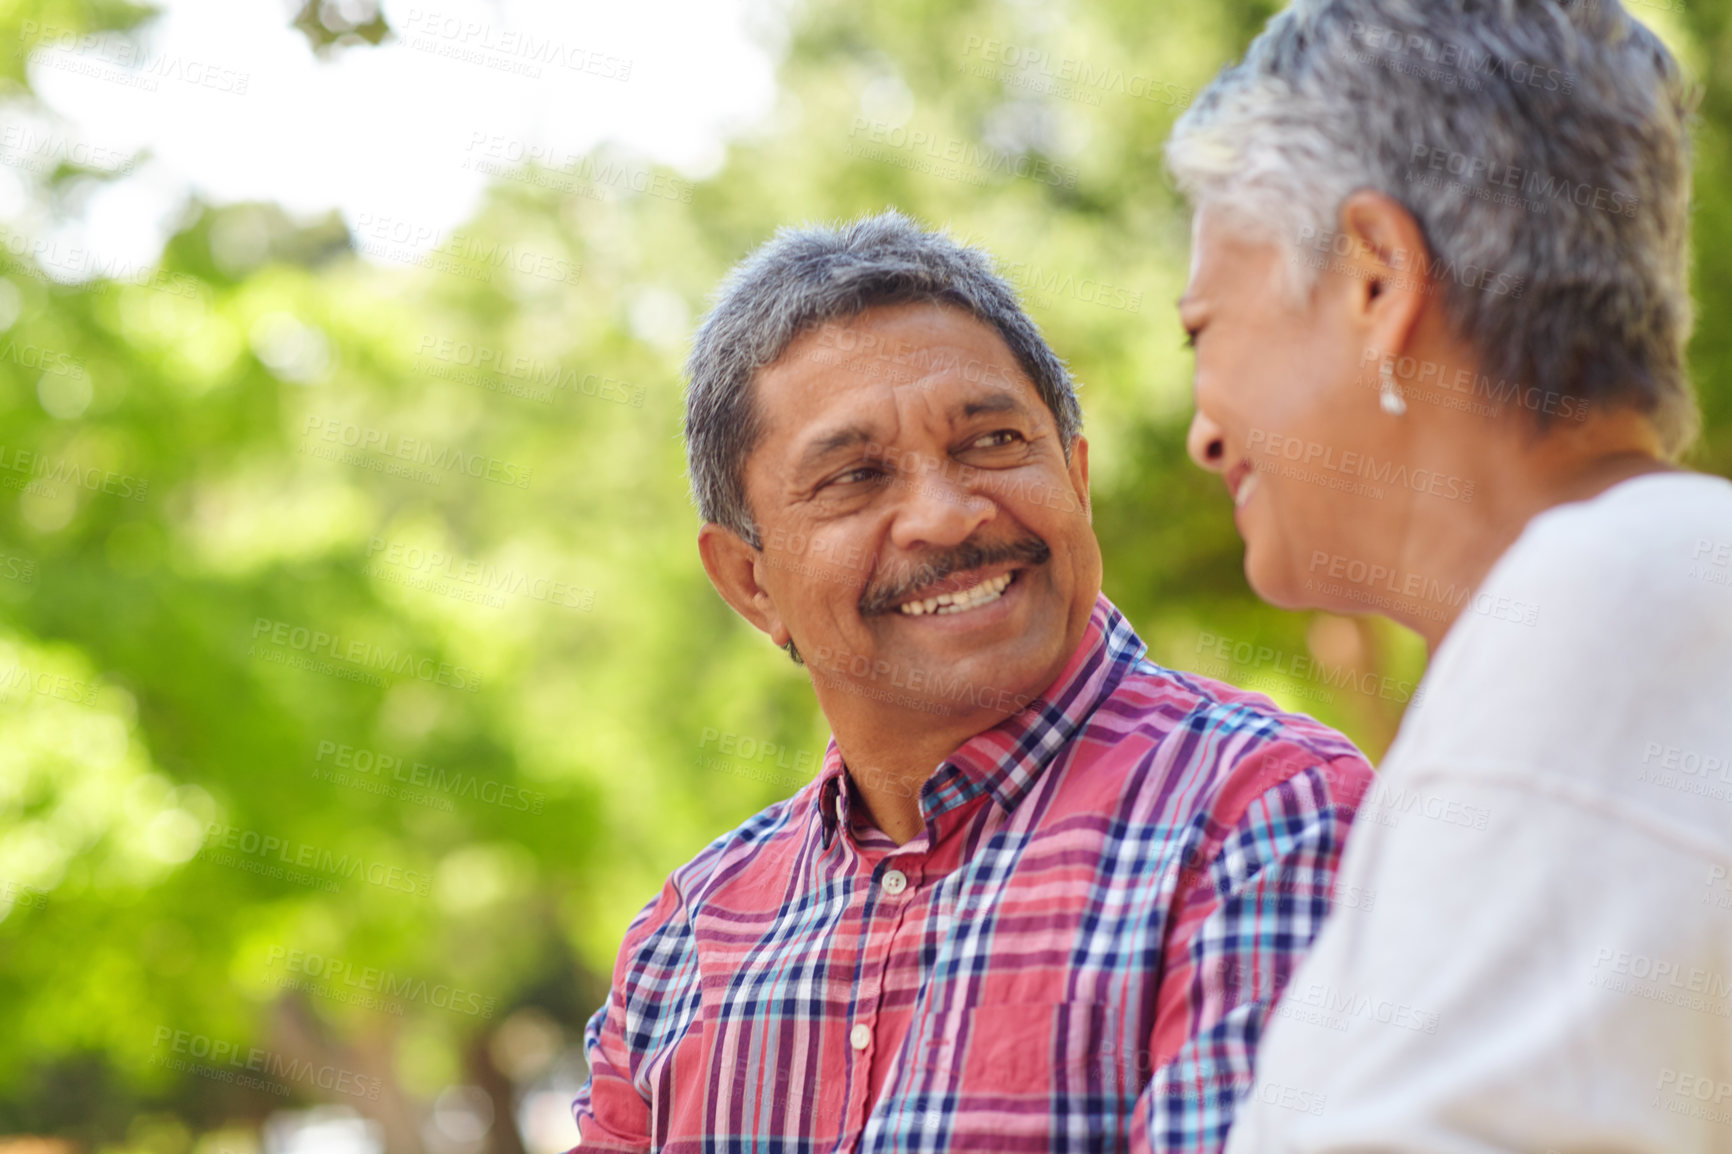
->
[1225,460,1254,505]
[1233,470,1260,509]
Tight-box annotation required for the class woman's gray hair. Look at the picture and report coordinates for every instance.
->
[684,211,1081,546]
[1165,0,1699,455]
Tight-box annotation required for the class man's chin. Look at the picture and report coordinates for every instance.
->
[880,629,1063,715]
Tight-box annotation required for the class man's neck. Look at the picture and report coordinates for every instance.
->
[810,625,1095,846]
[814,688,1022,845]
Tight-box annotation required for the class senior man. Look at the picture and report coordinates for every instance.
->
[570,212,1374,1154]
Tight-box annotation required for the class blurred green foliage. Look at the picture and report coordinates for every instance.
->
[0,0,1726,1150]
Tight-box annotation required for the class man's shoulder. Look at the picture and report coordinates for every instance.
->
[659,787,818,912]
[1082,656,1373,818]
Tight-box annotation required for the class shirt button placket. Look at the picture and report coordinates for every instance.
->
[841,860,917,1145]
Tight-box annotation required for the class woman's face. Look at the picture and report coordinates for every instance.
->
[1179,205,1417,612]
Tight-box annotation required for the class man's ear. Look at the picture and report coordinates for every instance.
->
[697,522,793,649]
[1067,435,1092,522]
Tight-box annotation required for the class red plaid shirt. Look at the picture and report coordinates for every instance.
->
[573,595,1373,1152]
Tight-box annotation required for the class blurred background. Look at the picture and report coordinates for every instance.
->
[0,0,1725,1150]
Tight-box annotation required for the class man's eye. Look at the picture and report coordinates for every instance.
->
[971,430,1023,449]
[1182,327,1200,350]
[827,466,880,487]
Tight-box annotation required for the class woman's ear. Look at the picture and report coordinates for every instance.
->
[1335,190,1431,356]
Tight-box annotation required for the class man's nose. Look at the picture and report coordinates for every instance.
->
[886,455,994,552]
[1186,408,1227,474]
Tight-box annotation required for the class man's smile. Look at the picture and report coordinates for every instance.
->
[858,535,1051,618]
[894,569,1017,616]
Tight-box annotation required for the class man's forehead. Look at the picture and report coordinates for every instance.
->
[755,303,1038,432]
[786,301,1017,369]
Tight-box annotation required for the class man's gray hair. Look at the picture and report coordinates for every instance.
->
[685,211,1082,546]
[1165,0,1699,455]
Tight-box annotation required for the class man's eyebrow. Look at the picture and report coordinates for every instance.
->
[952,392,1031,422]
[794,425,877,476]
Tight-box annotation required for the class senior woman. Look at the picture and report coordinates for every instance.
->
[1165,0,1732,1150]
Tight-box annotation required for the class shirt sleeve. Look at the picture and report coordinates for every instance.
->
[1130,756,1370,1154]
[571,881,692,1153]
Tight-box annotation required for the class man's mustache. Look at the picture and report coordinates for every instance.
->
[858,535,1051,617]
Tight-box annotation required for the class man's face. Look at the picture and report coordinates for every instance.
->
[739,302,1102,717]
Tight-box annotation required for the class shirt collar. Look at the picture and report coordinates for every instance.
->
[815,593,1145,846]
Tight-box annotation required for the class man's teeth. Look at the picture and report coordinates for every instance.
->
[1235,471,1261,509]
[897,572,1014,616]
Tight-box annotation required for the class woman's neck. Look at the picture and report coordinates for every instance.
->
[1388,410,1673,653]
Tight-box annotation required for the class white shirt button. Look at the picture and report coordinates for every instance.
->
[849,1022,872,1051]
[881,869,908,896]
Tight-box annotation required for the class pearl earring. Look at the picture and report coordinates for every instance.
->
[1379,358,1407,416]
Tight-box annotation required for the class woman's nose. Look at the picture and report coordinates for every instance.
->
[1186,407,1227,474]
